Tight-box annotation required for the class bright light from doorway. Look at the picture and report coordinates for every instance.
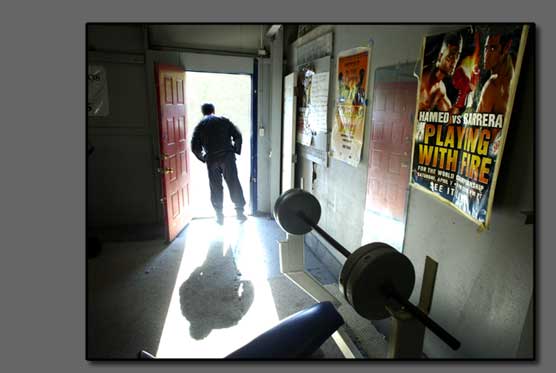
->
[185,72,252,219]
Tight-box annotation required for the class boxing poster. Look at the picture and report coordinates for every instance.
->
[410,25,529,228]
[331,47,371,167]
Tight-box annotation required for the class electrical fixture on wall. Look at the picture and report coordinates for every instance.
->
[257,24,274,57]
[266,24,282,39]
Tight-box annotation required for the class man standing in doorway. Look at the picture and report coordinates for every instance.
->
[191,103,247,225]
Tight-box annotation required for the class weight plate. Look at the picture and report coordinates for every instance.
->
[273,188,298,221]
[339,242,383,298]
[342,243,415,320]
[275,189,321,235]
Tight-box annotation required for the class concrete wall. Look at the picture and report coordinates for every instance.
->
[286,24,463,260]
[87,25,159,228]
[285,24,534,358]
[404,36,534,358]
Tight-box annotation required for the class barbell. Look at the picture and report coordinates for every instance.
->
[273,188,460,351]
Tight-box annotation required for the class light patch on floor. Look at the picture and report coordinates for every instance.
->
[156,218,281,358]
[361,210,405,252]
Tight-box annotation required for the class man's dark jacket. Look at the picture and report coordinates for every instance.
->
[191,115,242,163]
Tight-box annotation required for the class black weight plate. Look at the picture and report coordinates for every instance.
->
[344,243,415,320]
[275,189,321,235]
[273,188,299,221]
[339,242,384,299]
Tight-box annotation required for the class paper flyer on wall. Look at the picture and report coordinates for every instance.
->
[410,25,529,228]
[296,64,316,146]
[87,65,109,117]
[307,72,330,133]
[331,47,370,167]
[295,61,331,148]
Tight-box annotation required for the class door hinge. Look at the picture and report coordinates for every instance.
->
[292,153,298,163]
[160,197,166,204]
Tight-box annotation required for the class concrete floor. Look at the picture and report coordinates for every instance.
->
[87,215,366,359]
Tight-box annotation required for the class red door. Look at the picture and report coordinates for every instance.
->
[367,81,417,221]
[155,64,192,242]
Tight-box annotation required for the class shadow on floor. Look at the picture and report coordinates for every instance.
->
[179,239,255,340]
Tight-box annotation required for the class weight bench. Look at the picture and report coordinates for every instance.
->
[226,301,344,358]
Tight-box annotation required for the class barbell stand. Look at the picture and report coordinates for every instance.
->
[296,210,461,352]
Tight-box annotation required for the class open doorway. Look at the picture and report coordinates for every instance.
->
[185,72,252,219]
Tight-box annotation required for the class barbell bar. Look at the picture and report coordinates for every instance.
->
[274,188,461,351]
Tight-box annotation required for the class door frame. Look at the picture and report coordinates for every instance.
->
[147,51,258,224]
[184,69,256,217]
[250,58,258,215]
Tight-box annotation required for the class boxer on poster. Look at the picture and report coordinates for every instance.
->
[418,32,462,113]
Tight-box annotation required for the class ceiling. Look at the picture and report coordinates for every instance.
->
[148,24,272,54]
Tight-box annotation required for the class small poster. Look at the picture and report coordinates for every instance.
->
[87,65,109,116]
[296,64,316,146]
[307,72,330,133]
[331,47,371,167]
[410,25,529,228]
[295,56,331,166]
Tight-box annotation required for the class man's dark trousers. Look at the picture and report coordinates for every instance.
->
[207,152,246,215]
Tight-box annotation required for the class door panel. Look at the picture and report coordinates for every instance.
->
[367,81,417,221]
[156,64,192,242]
[362,74,417,253]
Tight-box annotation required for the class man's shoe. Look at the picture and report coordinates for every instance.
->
[236,213,247,223]
[216,214,224,225]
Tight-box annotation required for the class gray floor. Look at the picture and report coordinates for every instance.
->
[87,215,385,359]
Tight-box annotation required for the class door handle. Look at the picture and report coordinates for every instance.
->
[161,153,170,160]
[157,167,174,174]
